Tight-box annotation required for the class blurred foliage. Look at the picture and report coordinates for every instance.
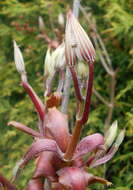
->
[0,0,132,189]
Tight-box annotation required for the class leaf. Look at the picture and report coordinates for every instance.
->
[74,133,104,159]
[21,139,64,167]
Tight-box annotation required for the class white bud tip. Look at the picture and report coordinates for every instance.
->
[13,40,25,74]
[38,16,45,31]
[115,129,125,147]
[104,120,118,148]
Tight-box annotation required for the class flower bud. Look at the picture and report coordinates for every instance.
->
[44,48,55,77]
[104,121,118,149]
[114,130,125,147]
[52,42,66,70]
[65,11,95,66]
[44,43,66,77]
[13,40,25,74]
[58,13,65,27]
[38,16,45,32]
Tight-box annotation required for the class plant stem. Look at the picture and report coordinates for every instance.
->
[64,120,82,160]
[80,63,94,125]
[64,63,94,160]
[69,66,82,102]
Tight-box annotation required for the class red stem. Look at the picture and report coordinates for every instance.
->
[64,63,94,160]
[80,62,94,125]
[69,66,82,102]
[22,81,45,135]
[22,82,45,121]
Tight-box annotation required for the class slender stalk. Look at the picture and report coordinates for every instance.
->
[61,68,72,113]
[64,120,82,160]
[64,62,94,160]
[57,69,65,93]
[69,66,82,102]
[80,63,94,125]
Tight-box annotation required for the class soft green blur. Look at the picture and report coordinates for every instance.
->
[0,0,132,189]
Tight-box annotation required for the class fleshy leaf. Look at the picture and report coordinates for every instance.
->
[74,133,104,159]
[33,152,57,182]
[90,130,125,168]
[57,167,89,190]
[25,178,44,190]
[22,81,45,121]
[21,139,63,167]
[45,107,70,152]
[8,121,42,137]
[90,146,117,168]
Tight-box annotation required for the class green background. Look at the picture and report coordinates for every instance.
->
[0,0,132,189]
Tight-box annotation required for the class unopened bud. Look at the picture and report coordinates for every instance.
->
[13,40,25,74]
[58,13,65,27]
[44,43,66,78]
[65,11,95,66]
[104,121,118,149]
[115,130,125,147]
[38,16,45,32]
[44,48,55,77]
[52,42,66,70]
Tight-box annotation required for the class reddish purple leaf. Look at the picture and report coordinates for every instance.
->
[57,167,89,190]
[25,178,44,190]
[8,121,42,138]
[45,107,70,152]
[33,152,57,182]
[21,139,63,167]
[74,133,104,159]
[90,146,117,168]
[22,81,45,121]
[0,173,17,190]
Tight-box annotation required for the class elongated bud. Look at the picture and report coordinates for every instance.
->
[38,16,45,32]
[114,130,125,147]
[13,40,27,82]
[44,48,55,77]
[52,42,66,70]
[65,11,95,66]
[104,121,118,149]
[58,13,65,27]
[14,40,25,73]
[44,43,66,78]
